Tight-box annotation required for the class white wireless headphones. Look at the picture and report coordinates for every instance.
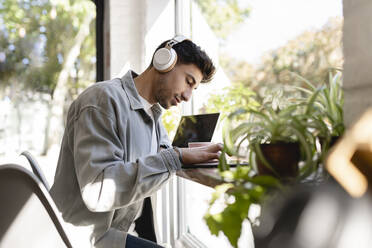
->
[153,35,188,73]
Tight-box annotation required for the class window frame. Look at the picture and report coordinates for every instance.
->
[171,1,212,247]
[92,0,104,82]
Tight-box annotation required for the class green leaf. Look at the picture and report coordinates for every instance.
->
[289,71,317,90]
[220,170,235,180]
[291,86,313,96]
[305,86,323,115]
[245,186,265,203]
[247,175,282,188]
[233,165,251,180]
[209,183,234,205]
[219,198,251,247]
[218,149,231,171]
[204,213,221,236]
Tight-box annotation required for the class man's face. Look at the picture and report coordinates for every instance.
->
[153,63,203,109]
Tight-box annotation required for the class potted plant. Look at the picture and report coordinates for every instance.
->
[203,90,319,247]
[204,72,344,247]
[221,88,320,180]
[291,70,344,160]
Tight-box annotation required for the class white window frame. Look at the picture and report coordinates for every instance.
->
[167,1,212,247]
[159,1,230,247]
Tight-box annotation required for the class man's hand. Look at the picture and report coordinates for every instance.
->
[178,143,223,165]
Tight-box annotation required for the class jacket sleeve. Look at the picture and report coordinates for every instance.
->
[72,106,182,212]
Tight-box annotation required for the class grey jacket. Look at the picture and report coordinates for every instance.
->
[50,71,182,247]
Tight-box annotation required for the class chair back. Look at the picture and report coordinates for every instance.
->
[0,164,72,248]
[20,151,50,190]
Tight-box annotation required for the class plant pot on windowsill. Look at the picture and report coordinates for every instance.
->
[255,142,301,178]
[319,135,341,149]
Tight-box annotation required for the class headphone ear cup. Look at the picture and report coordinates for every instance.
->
[153,47,177,73]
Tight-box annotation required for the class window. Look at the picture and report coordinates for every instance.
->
[173,0,343,247]
[0,0,98,180]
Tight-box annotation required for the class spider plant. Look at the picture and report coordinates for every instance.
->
[205,93,319,248]
[221,89,320,180]
[291,70,344,160]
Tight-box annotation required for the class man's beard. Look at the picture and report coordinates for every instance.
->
[154,78,173,109]
[156,92,173,109]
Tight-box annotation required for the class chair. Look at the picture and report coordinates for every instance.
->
[20,151,50,190]
[0,163,72,248]
[19,151,158,243]
[19,152,158,243]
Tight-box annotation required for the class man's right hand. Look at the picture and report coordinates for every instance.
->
[178,143,223,165]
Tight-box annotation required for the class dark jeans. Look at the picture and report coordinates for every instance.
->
[126,234,165,248]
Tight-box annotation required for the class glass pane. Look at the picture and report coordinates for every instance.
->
[0,0,96,179]
[182,0,344,247]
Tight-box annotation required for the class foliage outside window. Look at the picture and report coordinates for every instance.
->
[194,0,250,39]
[162,105,182,139]
[205,17,343,119]
[0,0,96,155]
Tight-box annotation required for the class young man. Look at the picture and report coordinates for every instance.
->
[50,36,221,248]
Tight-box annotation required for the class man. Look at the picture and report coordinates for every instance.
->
[50,36,221,248]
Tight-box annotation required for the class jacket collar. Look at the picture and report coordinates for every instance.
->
[120,70,163,120]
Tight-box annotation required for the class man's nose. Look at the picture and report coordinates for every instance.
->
[181,88,192,102]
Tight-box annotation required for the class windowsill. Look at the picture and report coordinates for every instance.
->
[176,232,209,248]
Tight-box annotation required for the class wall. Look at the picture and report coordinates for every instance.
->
[106,0,175,79]
[343,0,372,127]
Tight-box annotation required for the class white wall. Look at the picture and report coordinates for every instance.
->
[107,0,175,79]
[107,0,145,78]
[343,0,372,127]
[144,0,175,70]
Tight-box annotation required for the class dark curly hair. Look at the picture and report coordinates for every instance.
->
[150,38,216,83]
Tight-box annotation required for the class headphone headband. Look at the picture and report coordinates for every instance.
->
[172,35,188,43]
[167,35,188,48]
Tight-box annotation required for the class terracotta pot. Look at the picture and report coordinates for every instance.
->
[319,135,340,149]
[329,136,340,147]
[256,142,300,178]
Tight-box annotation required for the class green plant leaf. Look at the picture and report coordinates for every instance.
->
[289,71,317,90]
[291,85,313,96]
[204,213,221,236]
[277,104,298,118]
[209,183,234,205]
[233,166,251,180]
[305,86,323,115]
[218,149,230,171]
[247,175,282,188]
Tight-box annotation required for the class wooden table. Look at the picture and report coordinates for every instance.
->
[176,167,223,188]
